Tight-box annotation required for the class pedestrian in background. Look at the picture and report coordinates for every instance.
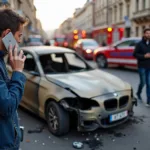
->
[133,28,150,106]
[45,39,51,46]
[0,8,27,149]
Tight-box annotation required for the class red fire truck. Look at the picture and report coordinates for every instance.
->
[65,29,87,49]
[92,27,124,45]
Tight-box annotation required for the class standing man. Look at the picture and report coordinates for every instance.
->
[133,28,150,106]
[0,9,27,149]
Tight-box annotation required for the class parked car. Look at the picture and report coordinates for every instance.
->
[93,37,141,68]
[6,46,137,136]
[54,36,68,47]
[26,35,43,46]
[75,39,99,59]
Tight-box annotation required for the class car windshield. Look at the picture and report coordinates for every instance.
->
[39,52,93,74]
[29,38,42,42]
[55,38,65,42]
[83,40,99,47]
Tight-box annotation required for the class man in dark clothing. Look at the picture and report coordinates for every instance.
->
[133,28,150,106]
[45,40,51,46]
[0,9,27,149]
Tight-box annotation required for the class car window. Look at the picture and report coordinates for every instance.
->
[129,40,140,46]
[51,54,63,63]
[65,53,87,69]
[39,52,92,74]
[116,40,133,47]
[83,40,99,47]
[24,52,38,72]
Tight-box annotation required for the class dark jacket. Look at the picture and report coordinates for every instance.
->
[133,38,150,68]
[0,51,26,150]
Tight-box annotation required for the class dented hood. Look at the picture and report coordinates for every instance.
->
[46,69,131,98]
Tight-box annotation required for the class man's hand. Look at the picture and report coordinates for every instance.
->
[8,44,26,72]
[144,53,150,58]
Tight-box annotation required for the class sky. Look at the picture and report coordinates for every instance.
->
[34,0,87,31]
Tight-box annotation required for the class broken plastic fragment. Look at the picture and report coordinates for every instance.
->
[73,142,84,149]
[26,140,30,143]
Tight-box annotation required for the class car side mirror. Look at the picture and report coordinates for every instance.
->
[114,45,118,49]
[29,71,40,76]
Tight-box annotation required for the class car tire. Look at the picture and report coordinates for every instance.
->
[96,55,108,68]
[46,101,70,136]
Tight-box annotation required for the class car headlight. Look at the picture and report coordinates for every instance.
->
[86,49,92,53]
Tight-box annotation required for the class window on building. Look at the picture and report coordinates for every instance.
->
[108,8,112,24]
[110,8,112,23]
[114,5,117,22]
[17,0,21,9]
[142,26,145,32]
[142,0,146,9]
[136,0,139,11]
[119,3,123,21]
[127,4,130,17]
[136,27,139,36]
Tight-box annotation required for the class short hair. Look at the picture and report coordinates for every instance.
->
[143,28,150,34]
[0,8,28,36]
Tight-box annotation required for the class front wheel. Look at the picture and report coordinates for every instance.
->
[46,101,70,136]
[96,55,108,68]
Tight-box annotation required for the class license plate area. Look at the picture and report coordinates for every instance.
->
[110,111,128,122]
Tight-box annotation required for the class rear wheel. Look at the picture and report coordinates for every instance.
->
[46,101,70,136]
[96,55,108,68]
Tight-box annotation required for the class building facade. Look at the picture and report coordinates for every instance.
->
[0,0,44,40]
[57,0,150,44]
[131,0,150,37]
[73,1,94,37]
[59,18,73,35]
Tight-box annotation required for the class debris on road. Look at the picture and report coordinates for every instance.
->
[26,140,30,143]
[83,137,103,150]
[73,142,84,149]
[27,125,45,134]
[64,137,69,140]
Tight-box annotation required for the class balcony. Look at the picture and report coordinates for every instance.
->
[132,8,150,23]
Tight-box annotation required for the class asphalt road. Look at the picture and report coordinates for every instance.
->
[19,62,150,150]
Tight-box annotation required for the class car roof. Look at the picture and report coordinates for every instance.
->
[121,37,141,41]
[78,38,96,42]
[21,46,74,55]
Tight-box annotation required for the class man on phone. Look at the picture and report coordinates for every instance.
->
[133,28,150,106]
[0,8,27,149]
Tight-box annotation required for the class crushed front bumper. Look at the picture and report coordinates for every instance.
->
[76,97,137,132]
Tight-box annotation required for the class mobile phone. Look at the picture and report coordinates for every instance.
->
[2,32,20,52]
[20,126,24,142]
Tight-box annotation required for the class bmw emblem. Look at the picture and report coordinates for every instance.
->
[113,93,118,97]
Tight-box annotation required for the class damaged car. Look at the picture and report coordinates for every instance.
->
[6,46,137,136]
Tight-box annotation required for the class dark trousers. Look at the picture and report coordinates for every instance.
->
[137,68,150,103]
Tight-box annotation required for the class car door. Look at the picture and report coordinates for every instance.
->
[108,40,134,66]
[22,52,41,114]
[115,40,139,67]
